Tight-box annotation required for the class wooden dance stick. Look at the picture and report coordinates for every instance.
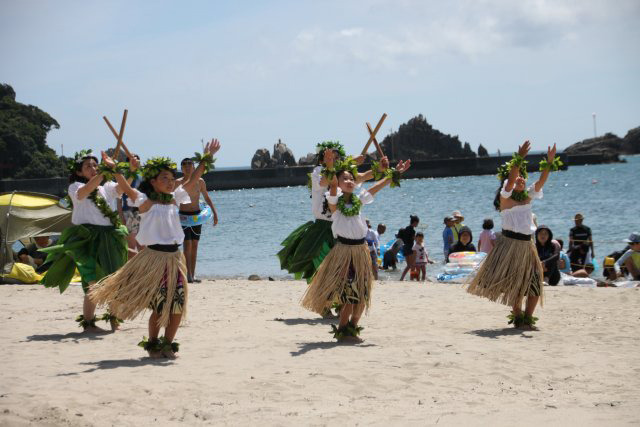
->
[103,113,133,160]
[366,122,385,158]
[107,109,128,160]
[361,113,387,155]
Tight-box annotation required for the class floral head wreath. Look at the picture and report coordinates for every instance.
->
[67,149,96,174]
[316,141,346,159]
[334,156,359,179]
[141,157,177,180]
[497,153,528,181]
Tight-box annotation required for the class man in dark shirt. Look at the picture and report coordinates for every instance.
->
[569,213,594,257]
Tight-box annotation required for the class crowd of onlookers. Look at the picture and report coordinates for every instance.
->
[366,211,640,284]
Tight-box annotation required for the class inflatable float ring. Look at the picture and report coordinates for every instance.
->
[179,202,212,226]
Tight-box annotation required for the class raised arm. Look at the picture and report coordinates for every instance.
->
[534,143,556,193]
[183,139,221,193]
[76,172,106,200]
[327,176,339,213]
[367,160,411,196]
[356,156,389,184]
[504,141,530,192]
[101,151,139,202]
[318,149,336,187]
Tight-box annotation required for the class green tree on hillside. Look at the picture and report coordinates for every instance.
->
[0,83,64,179]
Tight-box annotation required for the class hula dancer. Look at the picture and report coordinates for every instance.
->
[467,141,561,330]
[278,141,387,284]
[41,150,137,332]
[301,157,411,342]
[89,139,220,359]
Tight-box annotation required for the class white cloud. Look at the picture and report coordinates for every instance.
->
[288,0,639,68]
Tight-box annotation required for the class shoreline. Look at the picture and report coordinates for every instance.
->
[2,280,639,425]
[1,152,626,196]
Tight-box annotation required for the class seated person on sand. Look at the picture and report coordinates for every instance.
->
[568,243,590,273]
[17,248,37,268]
[571,262,595,278]
[612,232,640,281]
[26,235,58,273]
[448,226,476,254]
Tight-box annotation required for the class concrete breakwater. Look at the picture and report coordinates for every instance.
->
[0,153,618,196]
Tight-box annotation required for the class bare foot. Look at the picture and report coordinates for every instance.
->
[148,351,164,359]
[110,318,120,332]
[518,324,539,331]
[82,325,108,334]
[162,349,179,359]
[338,335,364,344]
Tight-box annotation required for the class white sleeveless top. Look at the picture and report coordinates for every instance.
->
[131,186,191,245]
[500,182,543,235]
[326,189,374,240]
[69,181,120,226]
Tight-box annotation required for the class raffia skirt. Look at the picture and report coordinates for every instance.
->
[466,231,544,307]
[277,219,335,283]
[89,246,188,328]
[301,240,373,315]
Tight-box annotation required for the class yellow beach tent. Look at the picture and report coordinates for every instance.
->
[1,191,72,282]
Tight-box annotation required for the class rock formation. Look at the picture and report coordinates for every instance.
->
[251,140,298,169]
[477,144,489,157]
[563,127,640,156]
[380,115,477,160]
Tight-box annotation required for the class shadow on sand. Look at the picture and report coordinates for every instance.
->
[24,330,111,343]
[466,328,534,339]
[273,317,336,326]
[290,341,377,357]
[58,358,173,376]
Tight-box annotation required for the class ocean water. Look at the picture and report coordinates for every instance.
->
[195,155,640,280]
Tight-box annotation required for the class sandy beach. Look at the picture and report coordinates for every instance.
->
[1,280,639,426]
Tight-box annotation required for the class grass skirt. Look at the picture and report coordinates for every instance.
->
[89,247,188,328]
[466,234,544,307]
[301,242,373,314]
[40,224,128,294]
[277,219,334,283]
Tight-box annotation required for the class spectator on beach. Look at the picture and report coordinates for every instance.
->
[176,157,219,283]
[382,234,403,271]
[449,226,476,254]
[411,232,433,282]
[477,218,497,254]
[451,210,465,244]
[26,235,58,273]
[442,216,454,262]
[17,248,37,268]
[365,220,380,279]
[399,215,419,281]
[572,262,595,278]
[615,232,640,280]
[556,239,571,274]
[569,213,594,257]
[568,243,590,273]
[535,225,561,286]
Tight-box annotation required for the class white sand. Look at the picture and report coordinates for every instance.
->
[1,280,639,426]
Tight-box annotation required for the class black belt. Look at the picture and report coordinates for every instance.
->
[337,236,366,245]
[148,244,180,253]
[502,229,532,241]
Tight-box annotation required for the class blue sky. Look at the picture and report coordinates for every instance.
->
[2,0,639,167]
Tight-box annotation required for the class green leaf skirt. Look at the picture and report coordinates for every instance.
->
[40,224,128,294]
[277,219,334,283]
